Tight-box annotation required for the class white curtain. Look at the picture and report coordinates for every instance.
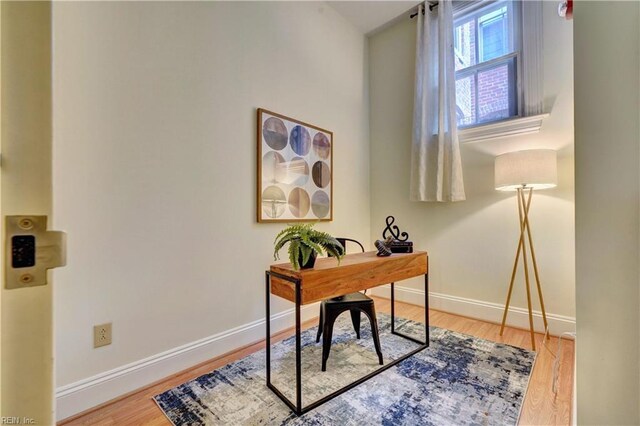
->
[410,1,466,202]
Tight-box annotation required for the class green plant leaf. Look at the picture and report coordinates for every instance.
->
[273,233,297,260]
[324,245,344,264]
[300,234,325,256]
[288,238,301,270]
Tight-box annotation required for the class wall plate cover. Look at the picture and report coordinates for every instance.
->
[93,323,112,348]
[5,215,66,289]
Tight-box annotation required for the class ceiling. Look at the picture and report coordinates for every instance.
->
[328,1,421,35]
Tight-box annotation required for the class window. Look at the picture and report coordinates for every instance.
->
[454,1,520,129]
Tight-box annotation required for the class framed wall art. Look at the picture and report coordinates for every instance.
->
[257,108,333,223]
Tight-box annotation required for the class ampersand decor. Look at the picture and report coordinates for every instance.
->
[382,216,409,242]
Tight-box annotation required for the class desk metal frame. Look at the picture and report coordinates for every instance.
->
[265,270,429,416]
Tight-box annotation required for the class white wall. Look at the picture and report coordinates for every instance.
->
[52,1,370,417]
[574,1,640,424]
[368,2,575,331]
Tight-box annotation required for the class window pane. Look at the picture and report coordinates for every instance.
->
[479,4,513,63]
[454,18,476,71]
[477,62,515,124]
[479,10,507,61]
[455,74,476,127]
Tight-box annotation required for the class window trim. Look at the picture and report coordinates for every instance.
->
[458,113,549,143]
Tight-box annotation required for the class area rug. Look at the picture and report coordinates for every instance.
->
[154,313,535,425]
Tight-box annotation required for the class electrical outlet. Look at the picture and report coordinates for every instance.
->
[93,323,112,348]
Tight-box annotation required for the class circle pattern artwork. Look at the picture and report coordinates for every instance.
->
[263,117,288,150]
[261,186,286,218]
[311,190,330,218]
[312,161,331,188]
[262,151,286,184]
[313,132,331,159]
[288,188,310,218]
[287,156,309,186]
[289,125,311,156]
[259,111,332,222]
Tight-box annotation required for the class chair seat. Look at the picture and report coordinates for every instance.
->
[318,291,382,371]
[325,292,372,304]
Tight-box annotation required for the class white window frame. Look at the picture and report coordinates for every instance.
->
[454,1,521,129]
[453,0,546,143]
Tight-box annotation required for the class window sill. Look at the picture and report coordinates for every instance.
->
[458,113,549,144]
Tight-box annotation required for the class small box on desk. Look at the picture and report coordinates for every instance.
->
[390,241,413,253]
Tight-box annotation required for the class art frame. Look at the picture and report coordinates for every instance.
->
[257,108,333,223]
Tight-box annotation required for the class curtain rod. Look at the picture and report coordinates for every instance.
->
[410,1,438,18]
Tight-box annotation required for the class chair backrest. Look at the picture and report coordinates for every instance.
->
[331,238,365,256]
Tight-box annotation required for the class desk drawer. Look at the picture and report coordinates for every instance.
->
[269,252,427,305]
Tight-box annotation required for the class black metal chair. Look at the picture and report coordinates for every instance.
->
[316,238,383,372]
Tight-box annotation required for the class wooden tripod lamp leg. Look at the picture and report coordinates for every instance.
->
[518,188,536,350]
[499,193,525,336]
[522,187,550,338]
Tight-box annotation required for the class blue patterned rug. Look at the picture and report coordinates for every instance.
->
[155,313,535,425]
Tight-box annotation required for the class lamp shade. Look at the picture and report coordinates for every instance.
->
[495,149,557,191]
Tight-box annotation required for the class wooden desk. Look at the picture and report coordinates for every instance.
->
[270,251,427,304]
[265,251,429,416]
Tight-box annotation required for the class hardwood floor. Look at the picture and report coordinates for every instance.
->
[60,296,574,425]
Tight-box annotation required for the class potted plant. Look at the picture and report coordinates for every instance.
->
[273,223,345,270]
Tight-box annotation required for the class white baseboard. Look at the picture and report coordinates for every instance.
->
[56,302,320,421]
[57,287,576,421]
[370,285,576,336]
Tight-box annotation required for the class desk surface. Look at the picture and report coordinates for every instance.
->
[269,251,428,304]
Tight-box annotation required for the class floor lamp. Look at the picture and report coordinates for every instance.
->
[495,149,557,350]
